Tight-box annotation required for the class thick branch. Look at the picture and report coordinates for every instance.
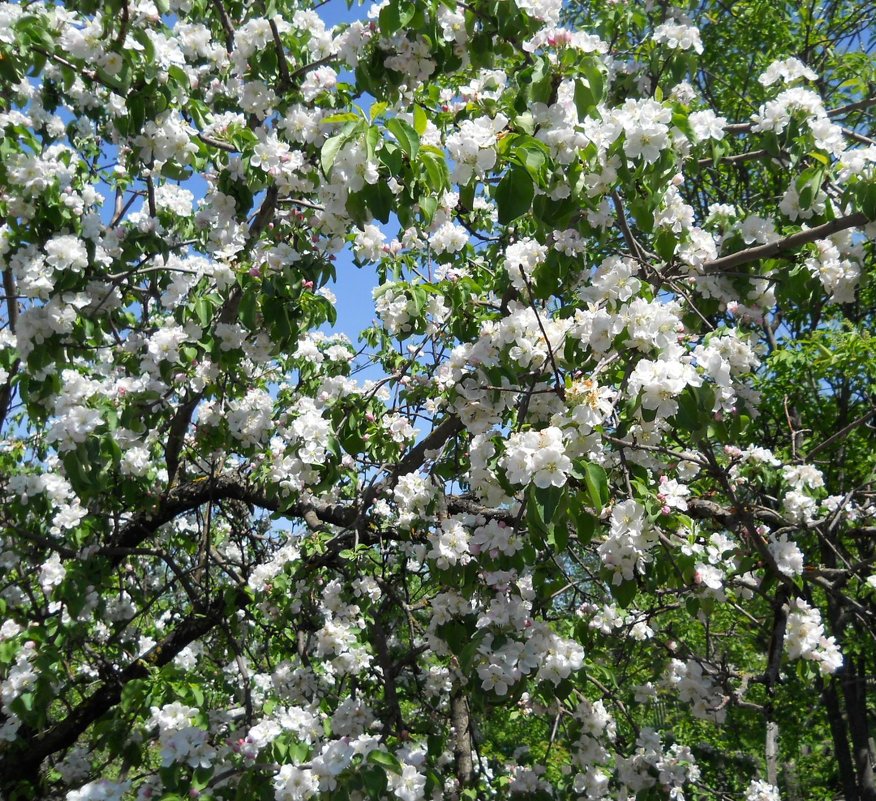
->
[701,212,869,274]
[0,592,243,792]
[371,614,404,735]
[269,18,291,89]
[110,473,356,566]
[806,407,876,459]
[820,675,860,801]
[362,416,464,512]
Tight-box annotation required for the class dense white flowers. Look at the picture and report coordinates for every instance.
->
[65,780,130,801]
[803,238,862,304]
[759,57,817,86]
[44,235,88,273]
[629,356,700,418]
[745,779,781,801]
[598,500,654,584]
[652,21,703,54]
[274,765,319,801]
[610,98,673,164]
[1,5,873,800]
[785,599,843,674]
[689,109,727,142]
[666,659,727,723]
[504,238,547,291]
[501,426,571,488]
[768,534,805,576]
[387,763,426,801]
[445,114,507,184]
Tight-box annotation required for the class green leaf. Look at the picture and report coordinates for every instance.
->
[512,136,550,186]
[533,483,564,526]
[581,462,609,512]
[365,124,380,162]
[458,635,482,674]
[379,141,403,175]
[675,387,701,432]
[440,621,470,655]
[611,579,637,608]
[194,297,213,327]
[413,104,427,135]
[362,181,393,223]
[526,484,566,550]
[363,766,388,796]
[419,195,438,224]
[322,112,360,124]
[386,117,420,159]
[574,78,597,120]
[378,2,400,34]
[581,59,604,106]
[855,180,876,220]
[321,133,346,175]
[367,749,402,774]
[127,94,146,140]
[419,147,449,192]
[63,448,92,494]
[795,166,824,210]
[654,229,677,261]
[239,288,258,330]
[321,123,363,175]
[495,166,534,225]
[568,495,597,544]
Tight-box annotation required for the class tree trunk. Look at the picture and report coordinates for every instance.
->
[820,676,860,801]
[451,687,473,791]
[841,658,876,801]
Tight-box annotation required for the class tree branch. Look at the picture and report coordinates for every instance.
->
[210,0,235,53]
[701,212,869,274]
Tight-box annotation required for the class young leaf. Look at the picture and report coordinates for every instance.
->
[386,117,420,159]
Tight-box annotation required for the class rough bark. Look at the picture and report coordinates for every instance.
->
[451,685,473,791]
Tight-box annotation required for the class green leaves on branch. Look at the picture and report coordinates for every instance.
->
[419,145,450,194]
[367,749,403,774]
[385,117,420,160]
[573,460,609,513]
[675,384,717,434]
[495,167,534,224]
[493,134,552,224]
[573,59,606,119]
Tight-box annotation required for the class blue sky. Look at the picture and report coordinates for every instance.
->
[317,0,384,345]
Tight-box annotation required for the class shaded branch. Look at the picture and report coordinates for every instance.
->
[210,0,235,52]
